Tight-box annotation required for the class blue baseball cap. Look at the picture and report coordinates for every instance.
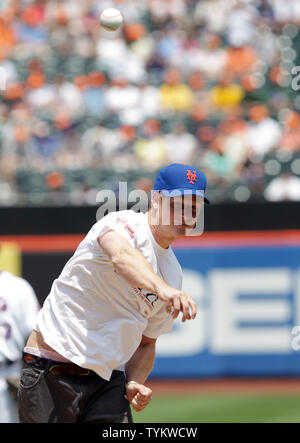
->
[153,163,210,204]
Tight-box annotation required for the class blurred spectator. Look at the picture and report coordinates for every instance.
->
[226,1,258,47]
[81,124,123,167]
[0,54,18,86]
[280,111,300,151]
[188,34,227,80]
[246,105,282,157]
[271,0,300,24]
[54,74,85,118]
[194,0,230,34]
[220,114,249,173]
[148,0,187,20]
[211,73,245,108]
[225,45,258,79]
[45,170,65,190]
[96,34,146,84]
[83,72,106,117]
[164,122,198,164]
[159,69,194,113]
[138,81,160,119]
[0,0,299,205]
[105,77,141,125]
[264,173,300,201]
[133,118,167,169]
[135,176,153,193]
[0,16,15,57]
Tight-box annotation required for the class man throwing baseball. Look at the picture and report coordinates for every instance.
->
[18,163,209,423]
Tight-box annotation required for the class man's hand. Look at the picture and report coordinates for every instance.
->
[125,381,152,412]
[156,286,197,322]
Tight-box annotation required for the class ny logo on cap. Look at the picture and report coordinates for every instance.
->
[186,169,197,184]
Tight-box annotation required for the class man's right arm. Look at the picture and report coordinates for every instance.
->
[97,230,197,322]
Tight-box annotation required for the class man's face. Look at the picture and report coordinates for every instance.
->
[155,193,204,238]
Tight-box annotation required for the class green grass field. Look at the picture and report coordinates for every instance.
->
[132,394,300,423]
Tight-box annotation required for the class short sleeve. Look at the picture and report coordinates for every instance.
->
[92,211,137,249]
[143,304,174,339]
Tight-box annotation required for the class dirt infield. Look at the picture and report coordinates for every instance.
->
[148,378,300,396]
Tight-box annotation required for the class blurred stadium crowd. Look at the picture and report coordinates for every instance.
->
[0,0,300,205]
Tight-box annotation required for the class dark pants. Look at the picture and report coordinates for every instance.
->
[17,356,133,423]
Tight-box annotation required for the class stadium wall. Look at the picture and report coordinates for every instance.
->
[0,201,300,235]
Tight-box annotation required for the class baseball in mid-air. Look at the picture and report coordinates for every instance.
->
[100,8,123,32]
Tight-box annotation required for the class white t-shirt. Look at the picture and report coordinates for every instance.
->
[0,271,39,364]
[35,210,182,380]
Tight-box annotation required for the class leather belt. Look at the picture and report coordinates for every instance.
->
[49,364,90,376]
[23,352,91,376]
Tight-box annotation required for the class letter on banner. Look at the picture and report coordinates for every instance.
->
[210,268,292,353]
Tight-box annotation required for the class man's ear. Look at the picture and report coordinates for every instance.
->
[148,191,161,226]
[151,191,160,210]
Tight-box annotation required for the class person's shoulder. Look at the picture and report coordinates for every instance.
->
[1,271,35,294]
[1,270,20,283]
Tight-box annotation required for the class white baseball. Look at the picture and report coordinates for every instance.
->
[100,8,123,32]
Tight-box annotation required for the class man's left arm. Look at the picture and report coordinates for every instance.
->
[125,335,156,412]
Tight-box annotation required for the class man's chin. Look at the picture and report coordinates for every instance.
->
[162,224,196,239]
